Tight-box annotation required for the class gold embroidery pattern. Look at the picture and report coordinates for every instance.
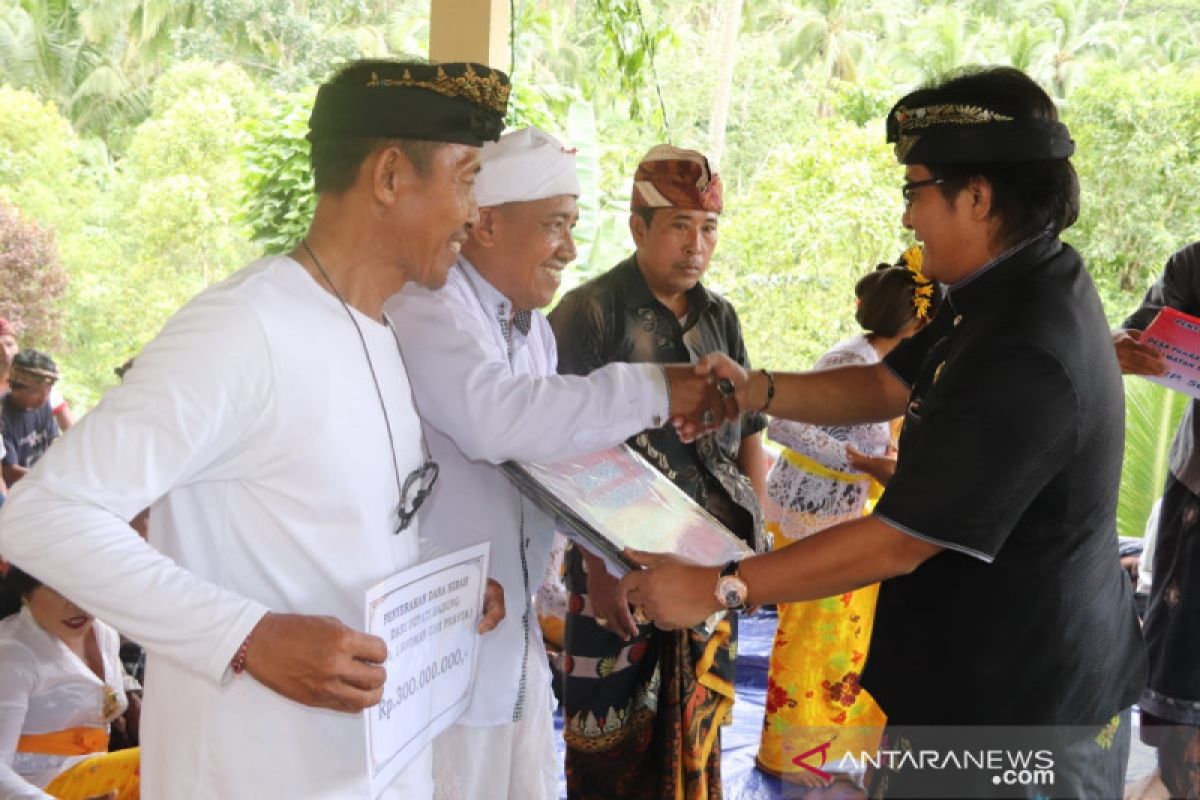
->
[894,135,920,161]
[367,64,510,114]
[892,104,1013,160]
[893,104,1014,133]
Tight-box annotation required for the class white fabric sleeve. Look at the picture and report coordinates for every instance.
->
[390,287,668,464]
[0,642,51,800]
[0,291,272,685]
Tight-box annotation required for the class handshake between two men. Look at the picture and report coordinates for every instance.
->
[236,355,768,715]
[663,353,767,441]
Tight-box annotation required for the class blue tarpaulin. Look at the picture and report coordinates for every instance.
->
[552,609,1153,799]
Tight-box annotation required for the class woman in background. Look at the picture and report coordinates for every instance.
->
[756,247,936,790]
[0,565,139,800]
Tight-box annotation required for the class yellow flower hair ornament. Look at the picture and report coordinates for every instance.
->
[897,245,935,322]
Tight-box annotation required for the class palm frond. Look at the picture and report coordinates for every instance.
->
[1117,377,1190,537]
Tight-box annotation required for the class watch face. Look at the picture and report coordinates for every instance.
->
[716,575,748,609]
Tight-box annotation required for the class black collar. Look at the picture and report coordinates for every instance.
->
[946,232,1062,316]
[616,255,714,317]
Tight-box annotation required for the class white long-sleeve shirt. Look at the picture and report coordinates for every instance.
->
[0,610,129,800]
[0,256,435,798]
[387,259,668,726]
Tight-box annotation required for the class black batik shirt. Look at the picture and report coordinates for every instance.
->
[548,255,766,549]
[864,235,1146,727]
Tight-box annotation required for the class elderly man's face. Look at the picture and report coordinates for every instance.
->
[632,209,719,299]
[392,143,482,290]
[485,195,578,312]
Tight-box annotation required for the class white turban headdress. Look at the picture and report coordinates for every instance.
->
[474,126,580,207]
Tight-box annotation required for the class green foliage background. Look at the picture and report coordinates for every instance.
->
[2,0,1200,535]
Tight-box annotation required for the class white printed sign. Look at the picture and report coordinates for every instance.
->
[363,542,490,798]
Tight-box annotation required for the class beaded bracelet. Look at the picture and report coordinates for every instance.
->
[230,634,251,675]
[760,370,776,413]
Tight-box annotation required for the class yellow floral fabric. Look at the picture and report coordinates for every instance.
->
[43,746,140,800]
[756,452,889,781]
[756,519,886,780]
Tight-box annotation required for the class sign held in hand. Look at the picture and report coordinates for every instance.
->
[363,542,490,798]
[1142,307,1200,399]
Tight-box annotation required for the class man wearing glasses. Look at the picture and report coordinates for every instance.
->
[389,126,734,800]
[0,59,510,799]
[624,67,1146,798]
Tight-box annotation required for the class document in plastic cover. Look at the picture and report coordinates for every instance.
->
[1141,306,1200,400]
[503,443,754,574]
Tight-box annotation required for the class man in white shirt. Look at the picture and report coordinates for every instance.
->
[388,127,731,799]
[0,59,511,799]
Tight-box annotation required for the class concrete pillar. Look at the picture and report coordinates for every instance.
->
[428,0,511,69]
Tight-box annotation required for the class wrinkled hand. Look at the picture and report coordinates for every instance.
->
[662,364,737,443]
[478,578,505,633]
[619,549,723,630]
[582,549,639,640]
[244,612,387,713]
[1113,328,1165,376]
[846,444,897,486]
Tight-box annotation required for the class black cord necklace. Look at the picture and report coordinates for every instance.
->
[301,239,437,533]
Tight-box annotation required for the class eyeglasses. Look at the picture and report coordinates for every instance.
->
[902,178,946,207]
[395,458,440,533]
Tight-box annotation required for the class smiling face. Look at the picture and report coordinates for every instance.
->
[26,584,94,643]
[899,164,984,284]
[387,143,482,290]
[474,194,579,311]
[631,209,719,303]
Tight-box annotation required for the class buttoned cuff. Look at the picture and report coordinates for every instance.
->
[642,364,670,428]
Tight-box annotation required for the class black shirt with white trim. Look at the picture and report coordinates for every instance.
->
[864,234,1146,727]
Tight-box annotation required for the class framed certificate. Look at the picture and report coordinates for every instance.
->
[503,444,754,574]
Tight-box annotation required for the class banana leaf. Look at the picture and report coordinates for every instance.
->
[1117,376,1190,537]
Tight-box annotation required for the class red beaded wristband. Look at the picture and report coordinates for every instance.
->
[230,634,251,675]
